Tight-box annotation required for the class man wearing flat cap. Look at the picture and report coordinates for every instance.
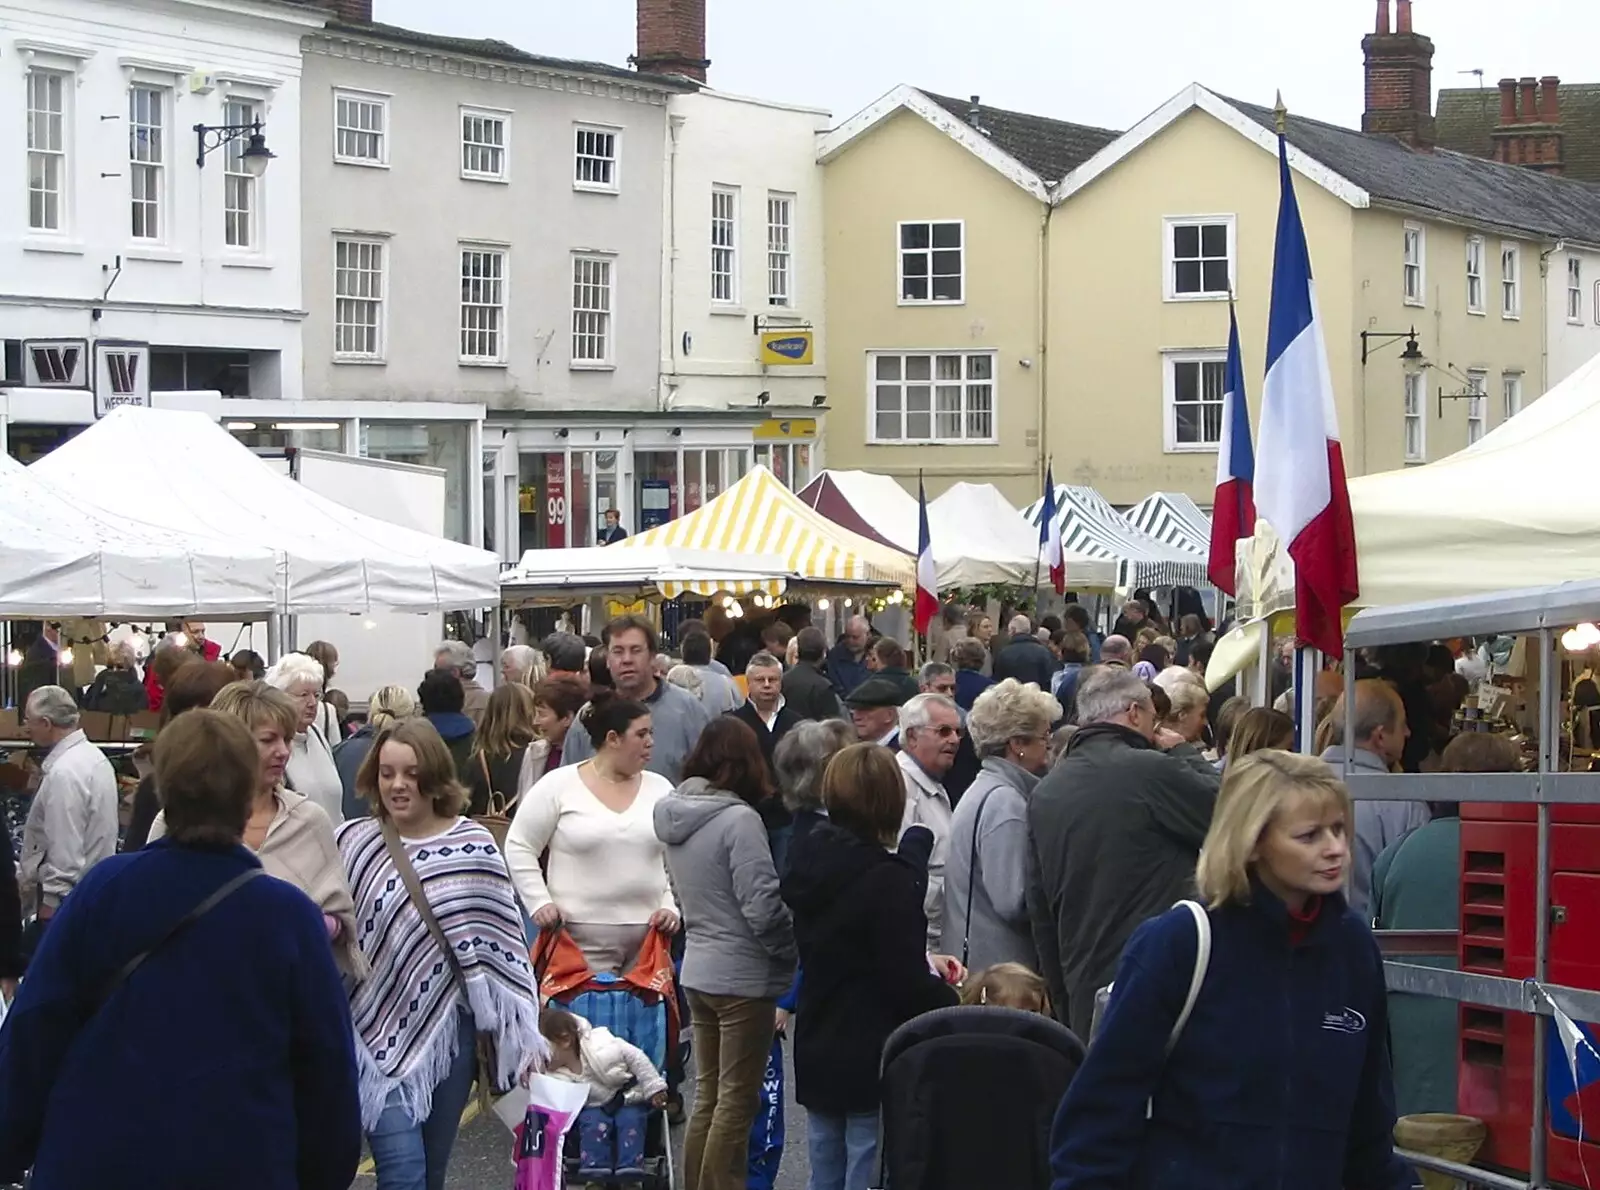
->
[845,676,909,750]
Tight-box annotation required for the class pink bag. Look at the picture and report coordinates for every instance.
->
[508,1073,590,1190]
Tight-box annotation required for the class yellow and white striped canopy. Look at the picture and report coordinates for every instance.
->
[624,466,913,586]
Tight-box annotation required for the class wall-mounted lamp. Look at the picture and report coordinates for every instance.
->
[811,394,827,408]
[756,391,771,407]
[671,427,682,437]
[1359,326,1426,374]
[194,119,275,174]
[555,428,569,439]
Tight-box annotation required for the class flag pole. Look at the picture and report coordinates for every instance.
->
[1033,456,1049,611]
[917,468,928,665]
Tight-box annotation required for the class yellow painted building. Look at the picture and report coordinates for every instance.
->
[820,68,1600,508]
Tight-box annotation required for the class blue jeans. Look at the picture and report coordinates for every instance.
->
[368,1007,478,1190]
[806,1110,878,1190]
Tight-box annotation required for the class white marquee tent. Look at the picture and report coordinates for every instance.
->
[0,451,279,617]
[30,407,501,614]
[929,482,1118,590]
[502,546,794,604]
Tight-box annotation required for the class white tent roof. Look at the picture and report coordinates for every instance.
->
[502,546,793,603]
[1240,350,1600,611]
[30,407,501,613]
[928,482,1118,590]
[0,451,278,617]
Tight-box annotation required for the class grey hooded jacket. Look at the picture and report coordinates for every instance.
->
[654,777,798,999]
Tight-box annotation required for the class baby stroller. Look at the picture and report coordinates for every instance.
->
[534,927,679,1190]
[875,1005,1086,1190]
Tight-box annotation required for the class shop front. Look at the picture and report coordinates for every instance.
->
[484,411,822,562]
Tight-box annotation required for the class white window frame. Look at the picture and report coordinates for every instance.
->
[767,192,794,308]
[1403,371,1426,463]
[571,253,615,369]
[1502,371,1523,421]
[460,107,509,183]
[333,88,389,167]
[1403,223,1426,307]
[459,244,508,366]
[128,82,168,243]
[1162,349,1228,452]
[1500,241,1521,319]
[26,67,70,234]
[333,236,387,363]
[1570,256,1585,325]
[897,220,965,306]
[1466,236,1486,315]
[222,96,261,250]
[867,350,998,445]
[1163,215,1236,302]
[1466,369,1488,444]
[573,123,619,193]
[711,185,740,306]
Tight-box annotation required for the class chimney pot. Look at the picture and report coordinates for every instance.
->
[1540,76,1562,123]
[1520,77,1540,123]
[1396,0,1413,33]
[1498,78,1518,125]
[1375,0,1391,34]
[1361,0,1435,147]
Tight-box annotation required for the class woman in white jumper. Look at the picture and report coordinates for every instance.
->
[506,689,680,973]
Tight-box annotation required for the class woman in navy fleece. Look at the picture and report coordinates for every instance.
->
[1050,749,1415,1190]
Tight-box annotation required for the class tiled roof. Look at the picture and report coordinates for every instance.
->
[324,20,697,92]
[920,90,1121,182]
[1228,97,1600,244]
[1436,84,1600,186]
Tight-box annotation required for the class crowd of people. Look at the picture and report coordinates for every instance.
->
[0,596,1486,1189]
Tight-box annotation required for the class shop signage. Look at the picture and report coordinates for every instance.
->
[753,417,818,440]
[759,331,814,366]
[22,338,89,388]
[641,478,673,530]
[93,340,151,417]
[546,459,566,549]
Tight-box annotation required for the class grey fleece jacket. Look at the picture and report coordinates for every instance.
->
[654,777,798,999]
[940,757,1040,973]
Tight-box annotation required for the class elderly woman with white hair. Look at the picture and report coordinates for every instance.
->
[500,643,542,688]
[939,678,1059,975]
[1154,665,1210,745]
[266,652,344,825]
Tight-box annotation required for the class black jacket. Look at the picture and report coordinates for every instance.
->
[728,702,805,830]
[16,637,71,711]
[0,825,19,980]
[1026,723,1219,1038]
[782,820,958,1114]
[992,634,1056,691]
[824,640,870,698]
[781,661,843,722]
[877,667,921,704]
[82,668,148,716]
[466,744,531,816]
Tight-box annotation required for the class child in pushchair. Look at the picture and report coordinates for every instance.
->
[542,1005,669,1109]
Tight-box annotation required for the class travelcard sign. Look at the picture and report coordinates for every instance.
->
[759,330,814,366]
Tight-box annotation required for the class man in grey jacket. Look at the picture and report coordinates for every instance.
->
[562,615,712,783]
[1320,679,1426,918]
[18,686,117,955]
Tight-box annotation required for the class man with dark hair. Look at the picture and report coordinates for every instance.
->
[417,668,476,777]
[1063,603,1102,663]
[598,508,627,545]
[676,619,731,676]
[872,637,920,703]
[682,632,741,714]
[782,627,843,721]
[562,615,712,782]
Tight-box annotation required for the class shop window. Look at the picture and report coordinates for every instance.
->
[755,441,812,489]
[362,421,469,542]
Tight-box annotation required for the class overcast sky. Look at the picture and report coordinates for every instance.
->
[375,0,1591,132]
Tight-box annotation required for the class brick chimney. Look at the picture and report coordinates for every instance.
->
[633,0,709,83]
[310,0,372,21]
[1361,0,1436,148]
[1492,74,1564,173]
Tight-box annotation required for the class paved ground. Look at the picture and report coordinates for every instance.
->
[353,1039,810,1189]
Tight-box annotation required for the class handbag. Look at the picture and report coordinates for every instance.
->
[379,819,505,1113]
[474,751,516,849]
[1088,899,1210,1053]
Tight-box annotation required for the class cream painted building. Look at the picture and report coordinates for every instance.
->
[819,3,1600,509]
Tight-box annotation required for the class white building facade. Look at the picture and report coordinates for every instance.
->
[658,88,832,496]
[1548,243,1600,388]
[0,0,324,460]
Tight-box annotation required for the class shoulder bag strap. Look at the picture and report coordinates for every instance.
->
[1166,899,1212,1055]
[379,819,470,991]
[95,868,264,1009]
[960,791,992,969]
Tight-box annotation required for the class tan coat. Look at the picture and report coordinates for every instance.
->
[149,786,365,978]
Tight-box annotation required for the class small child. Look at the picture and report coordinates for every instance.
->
[960,962,1054,1016]
[539,1005,668,1109]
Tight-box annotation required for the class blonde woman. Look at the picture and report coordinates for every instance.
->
[1225,708,1296,769]
[266,652,344,825]
[1049,750,1411,1190]
[941,678,1059,974]
[335,685,418,820]
[467,683,538,816]
[1153,667,1209,745]
[148,681,364,979]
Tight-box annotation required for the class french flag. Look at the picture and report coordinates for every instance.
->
[913,474,938,634]
[1255,119,1359,657]
[1207,302,1256,596]
[1040,464,1065,595]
